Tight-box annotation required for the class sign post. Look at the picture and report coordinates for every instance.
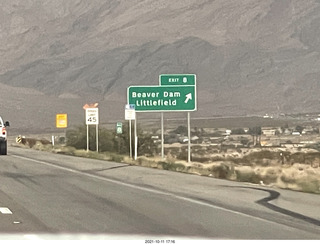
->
[116,122,123,153]
[55,113,68,146]
[83,104,99,152]
[125,104,136,159]
[127,74,196,162]
[159,74,196,161]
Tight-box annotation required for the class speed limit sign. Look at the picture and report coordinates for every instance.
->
[86,108,99,125]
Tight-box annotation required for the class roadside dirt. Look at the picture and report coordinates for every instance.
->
[10,138,320,194]
[131,147,320,194]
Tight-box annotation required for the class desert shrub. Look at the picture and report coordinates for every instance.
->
[208,148,219,154]
[210,163,234,179]
[26,138,37,148]
[137,133,159,157]
[255,167,280,184]
[172,125,188,135]
[66,125,87,149]
[136,156,149,166]
[55,146,77,155]
[287,152,320,166]
[159,161,186,171]
[286,153,306,165]
[248,150,279,160]
[66,124,156,156]
[98,129,115,152]
[240,137,250,146]
[58,137,66,144]
[109,153,124,163]
[135,156,159,168]
[165,147,181,156]
[298,176,320,194]
[176,147,188,161]
[279,166,320,193]
[280,171,297,184]
[192,145,207,155]
[235,166,261,183]
[191,155,211,163]
[232,150,283,166]
[66,125,123,152]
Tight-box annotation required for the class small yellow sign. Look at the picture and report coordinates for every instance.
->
[56,114,68,128]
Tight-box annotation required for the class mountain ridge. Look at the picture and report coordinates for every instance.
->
[1,0,320,133]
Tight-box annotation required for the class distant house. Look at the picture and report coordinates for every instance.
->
[302,126,316,134]
[191,136,200,143]
[284,128,292,135]
[223,129,232,136]
[261,127,277,136]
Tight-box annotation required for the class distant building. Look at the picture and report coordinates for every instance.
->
[284,128,292,135]
[301,126,316,134]
[261,127,277,136]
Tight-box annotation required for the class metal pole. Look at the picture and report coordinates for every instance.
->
[188,112,191,163]
[96,124,99,152]
[161,112,164,159]
[64,129,67,145]
[118,136,120,154]
[87,124,89,152]
[134,114,137,160]
[129,120,132,158]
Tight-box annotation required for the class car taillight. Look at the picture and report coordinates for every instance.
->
[2,127,6,135]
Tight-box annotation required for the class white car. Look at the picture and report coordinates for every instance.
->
[0,117,10,155]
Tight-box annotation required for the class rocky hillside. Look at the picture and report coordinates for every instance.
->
[1,0,320,133]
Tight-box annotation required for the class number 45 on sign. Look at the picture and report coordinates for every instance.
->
[86,108,99,125]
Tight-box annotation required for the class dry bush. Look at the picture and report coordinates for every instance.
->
[253,166,281,185]
[235,166,261,183]
[278,164,320,193]
[209,162,235,179]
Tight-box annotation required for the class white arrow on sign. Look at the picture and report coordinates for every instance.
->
[184,93,192,103]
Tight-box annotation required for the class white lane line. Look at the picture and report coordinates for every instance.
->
[0,207,13,214]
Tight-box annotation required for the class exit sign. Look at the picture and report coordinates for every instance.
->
[127,85,196,112]
[159,74,196,86]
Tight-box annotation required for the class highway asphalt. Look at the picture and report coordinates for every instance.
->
[0,147,319,240]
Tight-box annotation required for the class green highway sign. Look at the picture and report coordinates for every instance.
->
[127,85,197,112]
[116,122,123,134]
[159,74,196,86]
